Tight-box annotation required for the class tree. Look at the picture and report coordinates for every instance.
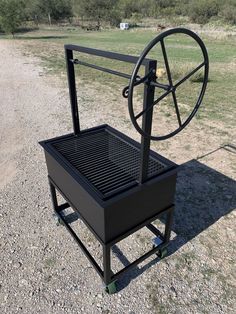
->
[118,0,139,18]
[37,0,72,24]
[23,0,42,25]
[188,0,220,24]
[78,0,121,27]
[220,1,236,24]
[0,0,26,36]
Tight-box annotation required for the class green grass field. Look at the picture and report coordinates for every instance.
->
[3,26,235,139]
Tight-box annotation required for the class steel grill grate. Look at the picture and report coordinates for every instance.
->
[52,129,167,198]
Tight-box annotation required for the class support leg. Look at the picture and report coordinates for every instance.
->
[49,179,64,225]
[103,245,111,285]
[152,206,174,259]
[103,245,117,294]
[49,180,59,212]
[164,206,174,243]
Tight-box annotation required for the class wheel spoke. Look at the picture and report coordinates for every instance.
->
[161,39,181,126]
[171,90,182,126]
[150,81,170,91]
[174,61,205,89]
[135,89,172,120]
[160,39,173,85]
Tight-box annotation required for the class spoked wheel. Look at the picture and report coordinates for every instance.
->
[128,28,209,141]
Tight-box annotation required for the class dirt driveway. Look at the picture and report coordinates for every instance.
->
[0,39,235,314]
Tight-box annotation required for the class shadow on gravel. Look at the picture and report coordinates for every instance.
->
[169,148,236,255]
[112,145,236,291]
[111,245,161,292]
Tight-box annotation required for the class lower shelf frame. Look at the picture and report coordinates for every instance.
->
[48,176,174,289]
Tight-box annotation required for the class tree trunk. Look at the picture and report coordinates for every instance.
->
[34,15,39,26]
[48,13,51,26]
[97,18,101,30]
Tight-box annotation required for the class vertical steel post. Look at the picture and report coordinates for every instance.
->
[139,60,157,183]
[65,48,80,135]
[164,206,174,243]
[49,180,58,212]
[103,244,111,285]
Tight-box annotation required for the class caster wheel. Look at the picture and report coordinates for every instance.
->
[157,248,168,259]
[152,245,168,259]
[53,213,63,226]
[105,281,117,294]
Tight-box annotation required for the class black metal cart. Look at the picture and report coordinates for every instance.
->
[40,28,209,294]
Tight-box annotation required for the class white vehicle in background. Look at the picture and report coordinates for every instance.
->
[120,22,129,30]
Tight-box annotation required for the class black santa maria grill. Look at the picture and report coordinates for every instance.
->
[40,28,209,294]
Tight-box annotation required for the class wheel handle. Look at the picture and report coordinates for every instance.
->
[127,27,209,141]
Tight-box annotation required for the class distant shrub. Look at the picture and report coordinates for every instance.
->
[109,10,122,27]
[188,0,220,24]
[161,6,177,16]
[131,12,142,24]
[220,4,236,24]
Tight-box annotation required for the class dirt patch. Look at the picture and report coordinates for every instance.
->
[0,161,17,189]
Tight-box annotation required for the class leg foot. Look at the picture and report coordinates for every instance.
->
[53,213,63,226]
[105,281,117,294]
[157,247,168,259]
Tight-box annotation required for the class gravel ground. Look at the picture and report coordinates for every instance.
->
[0,39,235,314]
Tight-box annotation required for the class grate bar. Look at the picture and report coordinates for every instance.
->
[66,148,108,163]
[71,149,140,171]
[91,167,132,183]
[98,175,135,191]
[72,151,139,170]
[52,129,167,199]
[80,164,121,180]
[54,136,108,153]
[101,177,136,194]
[102,181,137,198]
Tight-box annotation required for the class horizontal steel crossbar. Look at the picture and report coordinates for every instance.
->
[71,59,134,80]
[65,44,154,65]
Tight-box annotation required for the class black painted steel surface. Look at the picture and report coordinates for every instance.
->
[40,125,178,243]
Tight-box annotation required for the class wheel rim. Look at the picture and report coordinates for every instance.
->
[128,28,209,141]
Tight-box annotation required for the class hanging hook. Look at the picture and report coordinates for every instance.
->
[122,69,156,98]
